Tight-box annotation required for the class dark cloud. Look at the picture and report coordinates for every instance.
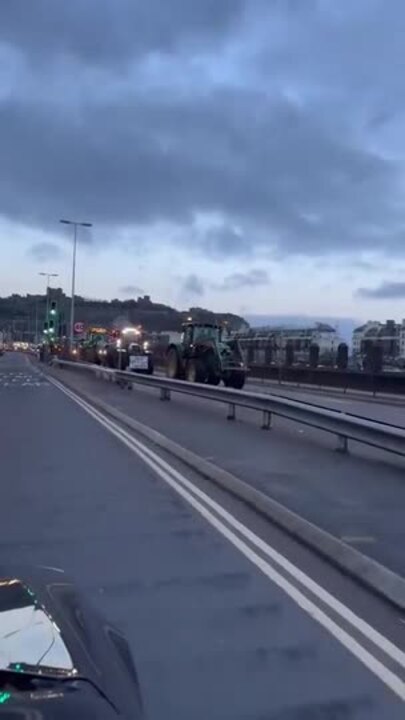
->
[27,242,63,263]
[356,281,405,299]
[181,273,205,297]
[1,0,405,260]
[119,284,144,296]
[216,269,269,291]
[199,225,252,259]
[0,0,244,65]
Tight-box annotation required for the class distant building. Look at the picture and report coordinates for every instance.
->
[400,321,405,360]
[352,319,405,366]
[237,323,344,365]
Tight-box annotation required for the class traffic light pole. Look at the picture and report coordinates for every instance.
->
[39,272,58,341]
[46,284,50,330]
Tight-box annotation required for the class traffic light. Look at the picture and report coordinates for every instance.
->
[48,319,55,335]
[43,321,48,335]
[50,301,56,316]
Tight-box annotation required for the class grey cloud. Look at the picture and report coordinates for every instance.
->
[1,91,397,257]
[181,273,205,297]
[356,281,405,299]
[200,225,252,259]
[216,269,269,291]
[0,0,244,65]
[1,1,405,261]
[350,259,377,271]
[119,284,144,296]
[27,242,63,262]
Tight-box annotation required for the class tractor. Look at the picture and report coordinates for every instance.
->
[101,328,154,374]
[166,322,247,389]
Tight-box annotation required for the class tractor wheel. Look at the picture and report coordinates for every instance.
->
[225,372,246,390]
[166,347,180,379]
[205,350,221,386]
[233,373,246,390]
[186,359,205,383]
[146,355,154,375]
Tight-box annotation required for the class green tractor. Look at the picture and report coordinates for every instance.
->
[166,323,247,389]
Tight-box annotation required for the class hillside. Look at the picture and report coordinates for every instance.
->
[0,291,247,340]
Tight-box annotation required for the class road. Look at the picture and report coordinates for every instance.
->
[157,367,405,426]
[2,351,405,718]
[52,360,405,579]
[246,377,405,426]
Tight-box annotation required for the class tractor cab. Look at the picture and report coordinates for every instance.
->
[181,322,222,347]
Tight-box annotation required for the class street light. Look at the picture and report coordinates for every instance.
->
[60,219,92,347]
[39,272,58,340]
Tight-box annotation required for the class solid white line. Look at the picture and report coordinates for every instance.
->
[49,376,405,701]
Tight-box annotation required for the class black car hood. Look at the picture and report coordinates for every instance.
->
[0,565,143,719]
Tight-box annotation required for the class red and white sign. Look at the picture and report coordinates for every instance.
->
[74,322,85,334]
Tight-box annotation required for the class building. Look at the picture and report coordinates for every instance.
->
[237,323,344,365]
[352,319,405,366]
[400,321,405,361]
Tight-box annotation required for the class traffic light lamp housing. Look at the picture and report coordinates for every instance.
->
[50,301,57,316]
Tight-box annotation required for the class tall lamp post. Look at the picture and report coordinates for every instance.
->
[60,219,92,348]
[39,272,59,340]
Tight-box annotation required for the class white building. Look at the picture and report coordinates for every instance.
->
[352,321,381,357]
[398,320,405,361]
[238,323,345,365]
[352,319,405,364]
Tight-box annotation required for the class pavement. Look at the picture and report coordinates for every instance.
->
[2,351,405,718]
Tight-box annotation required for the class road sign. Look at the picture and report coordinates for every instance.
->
[74,322,85,334]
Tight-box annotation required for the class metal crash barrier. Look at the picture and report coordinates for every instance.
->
[52,359,405,458]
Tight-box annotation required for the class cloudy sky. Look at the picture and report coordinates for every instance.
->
[2,0,405,322]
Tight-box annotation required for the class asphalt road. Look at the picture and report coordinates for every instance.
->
[50,360,405,579]
[246,377,405,426]
[2,352,405,718]
[156,367,405,425]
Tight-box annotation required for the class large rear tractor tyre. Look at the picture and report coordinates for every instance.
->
[166,347,181,379]
[232,373,246,390]
[205,349,221,386]
[186,359,205,383]
[224,372,246,390]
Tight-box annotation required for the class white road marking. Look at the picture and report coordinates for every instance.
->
[49,375,405,701]
[0,371,48,388]
[39,565,65,573]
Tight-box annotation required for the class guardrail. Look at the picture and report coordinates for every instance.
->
[52,359,405,458]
